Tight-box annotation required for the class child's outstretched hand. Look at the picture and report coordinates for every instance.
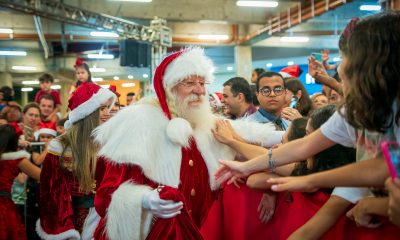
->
[267,175,317,192]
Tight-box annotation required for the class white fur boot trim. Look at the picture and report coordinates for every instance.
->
[35,219,80,240]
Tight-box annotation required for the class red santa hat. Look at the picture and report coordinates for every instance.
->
[34,128,58,141]
[279,65,303,79]
[65,82,116,129]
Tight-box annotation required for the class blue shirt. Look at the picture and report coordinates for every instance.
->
[246,109,291,130]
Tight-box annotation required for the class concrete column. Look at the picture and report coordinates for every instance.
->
[392,0,400,9]
[21,91,28,106]
[0,72,13,87]
[59,81,71,116]
[234,46,252,82]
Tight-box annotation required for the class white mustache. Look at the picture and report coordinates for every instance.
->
[185,94,201,103]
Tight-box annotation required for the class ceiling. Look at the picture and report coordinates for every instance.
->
[0,0,382,86]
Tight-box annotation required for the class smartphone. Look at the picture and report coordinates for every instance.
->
[381,141,400,179]
[289,96,298,108]
[311,53,323,62]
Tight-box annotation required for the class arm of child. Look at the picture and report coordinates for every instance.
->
[34,148,48,166]
[18,158,41,181]
[288,195,351,240]
[346,196,388,228]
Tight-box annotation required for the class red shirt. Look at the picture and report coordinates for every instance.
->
[34,90,62,105]
[39,120,57,130]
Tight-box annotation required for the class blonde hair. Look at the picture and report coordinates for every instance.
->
[60,109,99,193]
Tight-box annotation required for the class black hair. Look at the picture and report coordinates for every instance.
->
[127,92,135,97]
[253,68,265,77]
[309,104,336,130]
[39,73,54,83]
[0,86,14,102]
[287,117,308,141]
[0,124,19,157]
[75,63,92,87]
[256,71,285,92]
[23,102,41,115]
[223,77,253,104]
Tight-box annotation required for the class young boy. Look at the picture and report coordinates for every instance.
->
[34,73,61,122]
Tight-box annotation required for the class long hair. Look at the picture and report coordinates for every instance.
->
[339,11,400,132]
[285,77,312,116]
[59,109,99,193]
[0,124,18,157]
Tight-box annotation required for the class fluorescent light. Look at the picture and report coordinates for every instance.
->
[51,85,61,90]
[236,1,278,8]
[359,5,381,11]
[87,54,114,59]
[108,0,152,2]
[143,74,149,78]
[333,57,342,62]
[12,66,37,71]
[280,36,309,43]
[128,75,134,79]
[21,87,33,92]
[227,66,233,71]
[92,77,104,82]
[100,84,110,89]
[199,20,228,25]
[266,63,273,68]
[0,28,13,34]
[113,76,120,80]
[0,50,27,56]
[89,67,106,73]
[90,31,119,37]
[198,34,229,40]
[122,83,136,87]
[287,61,294,66]
[22,80,39,85]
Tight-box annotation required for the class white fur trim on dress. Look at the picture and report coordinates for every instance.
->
[230,120,284,147]
[166,117,193,147]
[35,219,80,240]
[81,207,101,240]
[93,103,182,187]
[106,182,153,240]
[65,87,116,129]
[1,150,30,161]
[163,47,215,88]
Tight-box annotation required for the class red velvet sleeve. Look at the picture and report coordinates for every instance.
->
[39,153,76,235]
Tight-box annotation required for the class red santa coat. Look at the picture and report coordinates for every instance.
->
[92,101,281,240]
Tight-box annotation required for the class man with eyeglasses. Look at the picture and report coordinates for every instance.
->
[247,71,291,131]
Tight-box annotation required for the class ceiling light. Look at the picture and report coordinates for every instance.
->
[22,80,39,85]
[359,5,381,11]
[87,54,114,59]
[280,36,309,43]
[21,87,33,92]
[198,20,229,25]
[287,61,294,66]
[12,66,37,71]
[0,28,13,34]
[51,85,61,90]
[236,1,278,8]
[198,34,229,40]
[266,63,273,68]
[89,67,106,73]
[90,31,119,37]
[92,77,104,82]
[108,0,152,2]
[227,66,233,71]
[122,83,136,87]
[128,75,134,79]
[100,84,110,89]
[333,57,342,62]
[113,76,120,80]
[143,74,149,78]
[0,50,27,56]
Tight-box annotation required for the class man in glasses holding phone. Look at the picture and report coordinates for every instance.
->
[247,71,290,131]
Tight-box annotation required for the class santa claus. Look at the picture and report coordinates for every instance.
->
[92,47,283,240]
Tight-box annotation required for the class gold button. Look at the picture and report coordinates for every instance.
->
[191,188,196,197]
[189,160,194,167]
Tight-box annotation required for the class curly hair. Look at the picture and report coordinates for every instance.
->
[339,12,400,132]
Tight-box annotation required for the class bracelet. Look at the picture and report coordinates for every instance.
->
[268,148,276,173]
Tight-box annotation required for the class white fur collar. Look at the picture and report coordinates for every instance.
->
[1,150,30,161]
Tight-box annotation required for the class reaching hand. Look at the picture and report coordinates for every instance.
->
[267,175,317,192]
[215,160,251,186]
[281,107,302,121]
[212,120,236,145]
[385,177,400,226]
[142,188,183,218]
[346,197,383,228]
[258,193,277,224]
[321,49,330,63]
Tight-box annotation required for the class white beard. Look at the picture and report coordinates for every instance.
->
[175,94,215,130]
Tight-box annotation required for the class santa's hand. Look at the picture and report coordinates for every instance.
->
[142,188,183,218]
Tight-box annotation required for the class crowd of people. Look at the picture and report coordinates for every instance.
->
[0,10,399,240]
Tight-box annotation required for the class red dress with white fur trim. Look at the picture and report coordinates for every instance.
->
[0,150,30,240]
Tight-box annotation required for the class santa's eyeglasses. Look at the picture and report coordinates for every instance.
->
[179,80,210,88]
[259,86,285,97]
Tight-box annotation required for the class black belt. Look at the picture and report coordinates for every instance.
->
[71,195,94,209]
[0,191,11,198]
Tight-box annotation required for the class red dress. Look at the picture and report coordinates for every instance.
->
[0,150,30,240]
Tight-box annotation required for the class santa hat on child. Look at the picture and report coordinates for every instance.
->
[34,128,58,141]
[279,65,303,79]
[153,47,215,146]
[65,82,116,129]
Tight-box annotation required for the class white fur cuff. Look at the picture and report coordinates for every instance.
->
[35,219,80,240]
[106,182,153,240]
